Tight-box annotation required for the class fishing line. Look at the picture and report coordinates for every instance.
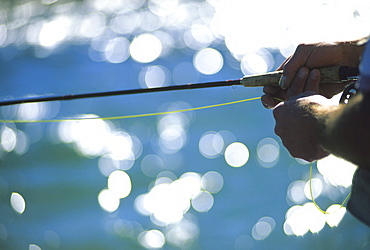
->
[309,161,351,214]
[0,97,261,123]
[1,94,350,214]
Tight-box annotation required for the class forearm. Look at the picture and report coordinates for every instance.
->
[319,92,370,169]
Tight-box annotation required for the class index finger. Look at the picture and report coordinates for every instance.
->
[279,44,315,89]
[304,69,320,92]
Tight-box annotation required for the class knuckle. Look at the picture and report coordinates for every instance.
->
[296,43,307,49]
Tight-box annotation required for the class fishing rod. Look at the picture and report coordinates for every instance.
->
[0,66,358,107]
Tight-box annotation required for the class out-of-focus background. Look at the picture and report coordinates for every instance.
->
[0,0,369,249]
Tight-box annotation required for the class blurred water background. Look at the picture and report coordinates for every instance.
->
[0,0,370,249]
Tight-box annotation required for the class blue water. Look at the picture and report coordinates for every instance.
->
[0,45,369,249]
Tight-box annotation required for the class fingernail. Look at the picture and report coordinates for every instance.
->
[279,75,287,89]
[310,69,319,80]
[298,68,308,78]
[263,102,273,109]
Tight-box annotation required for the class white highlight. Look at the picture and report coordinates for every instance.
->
[224,142,249,167]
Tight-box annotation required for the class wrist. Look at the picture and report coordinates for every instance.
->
[313,103,340,152]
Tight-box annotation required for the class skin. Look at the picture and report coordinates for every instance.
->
[261,39,365,108]
[263,38,370,169]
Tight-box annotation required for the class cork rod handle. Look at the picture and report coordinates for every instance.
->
[240,66,355,87]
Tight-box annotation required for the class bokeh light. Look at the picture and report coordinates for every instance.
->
[317,155,357,188]
[141,154,164,177]
[39,17,72,48]
[44,230,60,248]
[108,170,132,199]
[1,0,369,248]
[166,218,199,248]
[98,189,120,213]
[287,180,307,204]
[191,191,214,212]
[284,203,326,236]
[304,178,323,200]
[257,137,279,168]
[10,192,26,214]
[29,244,42,250]
[134,170,220,231]
[104,37,130,63]
[18,102,49,121]
[201,171,224,194]
[149,0,179,17]
[157,110,190,154]
[139,65,171,89]
[130,33,162,63]
[285,156,353,235]
[1,126,17,152]
[240,49,274,75]
[138,230,165,249]
[198,131,224,159]
[251,216,276,240]
[224,142,249,167]
[193,48,223,75]
[326,205,347,227]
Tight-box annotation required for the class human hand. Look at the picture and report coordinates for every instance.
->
[273,92,334,162]
[261,39,364,108]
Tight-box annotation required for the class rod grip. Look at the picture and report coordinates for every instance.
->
[240,65,354,87]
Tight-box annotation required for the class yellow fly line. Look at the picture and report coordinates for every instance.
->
[0,97,261,124]
[0,95,351,213]
[309,162,351,214]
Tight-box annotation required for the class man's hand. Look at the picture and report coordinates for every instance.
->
[273,93,336,162]
[262,40,364,109]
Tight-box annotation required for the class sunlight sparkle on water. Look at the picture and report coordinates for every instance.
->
[193,48,223,75]
[304,178,323,200]
[201,171,224,194]
[130,33,162,63]
[108,170,132,199]
[98,189,120,213]
[191,191,214,212]
[287,180,307,204]
[166,220,199,247]
[10,192,26,214]
[138,230,165,249]
[284,203,325,236]
[251,216,275,240]
[104,37,130,63]
[257,137,279,168]
[190,22,214,48]
[157,112,188,154]
[78,13,106,39]
[18,102,49,121]
[29,244,41,250]
[39,17,72,48]
[139,65,170,89]
[198,131,224,159]
[326,204,346,227]
[317,155,357,188]
[240,50,274,75]
[58,116,140,160]
[224,142,249,167]
[134,171,218,225]
[1,126,17,152]
[149,0,179,17]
